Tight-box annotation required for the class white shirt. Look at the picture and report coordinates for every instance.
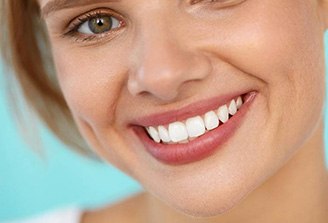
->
[3,207,83,223]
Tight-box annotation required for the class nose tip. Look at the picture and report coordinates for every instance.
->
[127,43,211,102]
[128,65,186,101]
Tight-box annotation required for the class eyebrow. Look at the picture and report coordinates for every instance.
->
[41,0,120,18]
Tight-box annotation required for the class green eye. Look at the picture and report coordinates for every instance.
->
[78,15,120,34]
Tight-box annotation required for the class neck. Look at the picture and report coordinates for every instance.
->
[146,121,328,223]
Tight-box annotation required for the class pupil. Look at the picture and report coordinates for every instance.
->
[96,18,104,26]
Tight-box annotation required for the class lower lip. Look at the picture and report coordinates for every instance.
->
[133,92,257,165]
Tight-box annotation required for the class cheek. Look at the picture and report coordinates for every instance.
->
[50,46,136,172]
[206,0,325,131]
[205,1,324,86]
[239,1,327,154]
[51,46,128,126]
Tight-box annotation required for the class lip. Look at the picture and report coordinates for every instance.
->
[132,91,257,165]
[132,90,253,127]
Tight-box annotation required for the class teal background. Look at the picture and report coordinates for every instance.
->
[1,34,328,222]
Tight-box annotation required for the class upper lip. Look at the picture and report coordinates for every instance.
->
[130,90,253,127]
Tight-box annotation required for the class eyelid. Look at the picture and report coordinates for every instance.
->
[190,0,247,8]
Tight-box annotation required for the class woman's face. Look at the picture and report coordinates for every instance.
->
[41,0,326,216]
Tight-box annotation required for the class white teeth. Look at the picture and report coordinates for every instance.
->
[236,96,243,109]
[217,105,229,123]
[228,99,237,115]
[179,139,189,144]
[204,111,219,130]
[158,125,171,143]
[168,122,189,143]
[146,95,244,144]
[186,116,206,138]
[147,126,161,143]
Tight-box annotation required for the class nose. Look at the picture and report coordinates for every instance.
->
[127,18,211,102]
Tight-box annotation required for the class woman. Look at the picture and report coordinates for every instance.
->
[1,0,328,222]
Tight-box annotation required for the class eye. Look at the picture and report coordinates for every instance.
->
[78,15,120,35]
[63,9,125,43]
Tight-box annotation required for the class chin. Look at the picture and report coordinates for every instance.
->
[168,192,247,218]
[152,178,259,218]
[177,201,238,218]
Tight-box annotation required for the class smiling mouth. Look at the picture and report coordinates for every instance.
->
[132,91,257,165]
[145,96,243,144]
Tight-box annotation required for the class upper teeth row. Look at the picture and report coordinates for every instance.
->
[146,96,243,144]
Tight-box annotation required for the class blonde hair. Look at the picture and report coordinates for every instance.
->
[0,0,96,158]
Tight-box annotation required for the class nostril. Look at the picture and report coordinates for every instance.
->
[128,48,211,100]
[128,76,178,101]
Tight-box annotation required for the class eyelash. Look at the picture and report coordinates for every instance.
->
[63,9,125,43]
[190,0,245,5]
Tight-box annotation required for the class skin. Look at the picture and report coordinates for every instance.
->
[38,0,328,222]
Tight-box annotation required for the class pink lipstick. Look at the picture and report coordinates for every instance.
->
[133,91,257,165]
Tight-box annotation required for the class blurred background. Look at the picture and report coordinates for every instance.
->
[1,34,328,222]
